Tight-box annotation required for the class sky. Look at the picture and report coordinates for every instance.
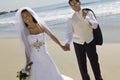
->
[0,0,67,12]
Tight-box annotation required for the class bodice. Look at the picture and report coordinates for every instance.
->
[27,33,45,52]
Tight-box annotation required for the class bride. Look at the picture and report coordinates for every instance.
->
[15,7,73,80]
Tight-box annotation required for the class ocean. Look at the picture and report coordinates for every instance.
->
[0,0,120,43]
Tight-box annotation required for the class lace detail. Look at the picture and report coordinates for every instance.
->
[27,33,45,52]
[33,38,45,52]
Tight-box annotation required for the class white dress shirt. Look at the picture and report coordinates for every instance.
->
[66,10,98,45]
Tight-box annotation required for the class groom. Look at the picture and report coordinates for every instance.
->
[64,0,103,80]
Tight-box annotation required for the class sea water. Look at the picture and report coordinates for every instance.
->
[0,0,120,42]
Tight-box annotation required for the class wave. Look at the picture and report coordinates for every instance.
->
[0,17,15,24]
[33,0,101,13]
[0,0,120,24]
[86,1,120,16]
[38,0,120,21]
[0,0,120,38]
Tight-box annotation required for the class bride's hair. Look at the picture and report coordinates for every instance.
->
[21,9,38,27]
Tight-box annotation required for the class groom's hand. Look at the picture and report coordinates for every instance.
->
[82,9,88,19]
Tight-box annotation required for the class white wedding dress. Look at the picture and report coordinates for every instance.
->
[27,33,73,80]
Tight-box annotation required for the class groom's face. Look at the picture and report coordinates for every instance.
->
[70,0,81,12]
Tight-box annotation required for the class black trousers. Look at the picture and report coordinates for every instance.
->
[73,41,103,80]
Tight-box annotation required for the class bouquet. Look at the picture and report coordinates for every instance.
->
[17,62,33,80]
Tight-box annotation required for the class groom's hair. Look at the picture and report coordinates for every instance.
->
[68,0,80,5]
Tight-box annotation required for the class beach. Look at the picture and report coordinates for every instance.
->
[0,0,120,80]
[0,38,120,80]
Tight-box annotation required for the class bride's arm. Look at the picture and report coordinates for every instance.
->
[41,25,64,49]
[25,51,30,64]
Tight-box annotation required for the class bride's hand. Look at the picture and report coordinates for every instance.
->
[25,61,33,71]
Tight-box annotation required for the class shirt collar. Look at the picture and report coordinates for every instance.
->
[75,10,82,17]
[75,10,82,14]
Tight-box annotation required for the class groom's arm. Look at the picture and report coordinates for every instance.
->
[65,19,73,51]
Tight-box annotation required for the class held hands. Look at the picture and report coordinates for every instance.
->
[60,43,70,51]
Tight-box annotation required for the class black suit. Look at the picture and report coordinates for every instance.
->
[73,40,102,80]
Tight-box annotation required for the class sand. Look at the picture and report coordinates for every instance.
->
[0,38,120,80]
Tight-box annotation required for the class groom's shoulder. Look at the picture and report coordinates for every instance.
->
[67,13,76,21]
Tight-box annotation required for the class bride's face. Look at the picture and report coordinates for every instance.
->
[21,11,33,24]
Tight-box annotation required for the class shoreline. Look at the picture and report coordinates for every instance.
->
[1,13,120,43]
[0,13,120,43]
